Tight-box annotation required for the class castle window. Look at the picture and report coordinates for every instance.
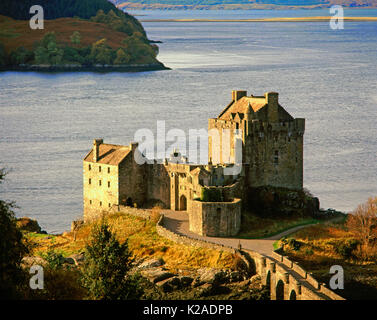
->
[108,203,111,208]
[99,180,102,186]
[274,151,279,165]
[100,201,102,206]
[108,167,110,174]
[89,164,91,171]
[89,200,92,205]
[108,181,110,188]
[89,178,91,185]
[99,166,101,172]
[236,123,239,130]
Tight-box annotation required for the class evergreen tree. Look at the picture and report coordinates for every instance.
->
[80,220,142,300]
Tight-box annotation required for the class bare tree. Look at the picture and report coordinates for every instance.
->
[347,197,377,245]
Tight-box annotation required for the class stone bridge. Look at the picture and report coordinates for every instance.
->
[157,210,345,300]
[107,207,344,300]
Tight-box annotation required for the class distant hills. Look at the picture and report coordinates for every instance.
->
[110,0,377,10]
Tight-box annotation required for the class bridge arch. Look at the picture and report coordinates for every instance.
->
[276,279,285,300]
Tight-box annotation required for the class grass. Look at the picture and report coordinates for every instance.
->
[278,222,377,300]
[0,14,132,54]
[25,211,235,274]
[236,212,319,239]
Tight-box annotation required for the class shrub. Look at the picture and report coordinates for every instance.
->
[334,239,359,259]
[41,249,65,270]
[0,168,28,299]
[287,238,302,251]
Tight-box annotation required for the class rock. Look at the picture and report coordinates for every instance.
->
[229,271,243,283]
[141,268,175,284]
[156,276,181,293]
[197,283,213,297]
[67,253,85,265]
[236,279,250,289]
[16,217,42,233]
[250,274,261,283]
[21,256,47,267]
[138,258,164,270]
[198,268,226,286]
[64,257,75,265]
[179,276,193,287]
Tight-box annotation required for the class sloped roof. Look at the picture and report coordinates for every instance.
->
[190,166,210,176]
[218,96,293,122]
[84,144,131,165]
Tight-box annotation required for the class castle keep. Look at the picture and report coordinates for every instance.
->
[83,90,305,237]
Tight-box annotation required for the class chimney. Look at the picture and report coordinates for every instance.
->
[93,139,103,162]
[232,90,247,102]
[265,92,279,123]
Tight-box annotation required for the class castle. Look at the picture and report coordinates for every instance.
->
[83,90,305,237]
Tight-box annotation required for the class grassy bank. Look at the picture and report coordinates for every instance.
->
[26,211,234,274]
[237,212,318,239]
[277,220,377,300]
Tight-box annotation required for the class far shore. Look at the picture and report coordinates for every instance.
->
[141,16,377,22]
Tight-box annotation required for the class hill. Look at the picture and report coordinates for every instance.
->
[111,0,377,10]
[0,0,167,71]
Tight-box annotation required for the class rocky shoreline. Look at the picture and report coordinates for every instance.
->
[0,62,170,73]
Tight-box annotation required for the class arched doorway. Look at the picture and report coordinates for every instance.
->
[276,279,285,300]
[179,195,187,211]
[289,289,297,300]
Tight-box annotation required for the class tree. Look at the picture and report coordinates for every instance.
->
[0,169,28,299]
[70,31,81,46]
[10,47,34,65]
[90,38,114,65]
[114,48,130,65]
[80,220,142,300]
[34,32,63,65]
[347,197,377,245]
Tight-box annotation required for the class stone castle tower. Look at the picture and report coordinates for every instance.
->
[208,90,305,190]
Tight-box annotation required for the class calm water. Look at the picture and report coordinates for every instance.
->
[1,10,377,233]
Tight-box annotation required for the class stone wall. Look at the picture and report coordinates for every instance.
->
[189,198,242,236]
[156,214,236,254]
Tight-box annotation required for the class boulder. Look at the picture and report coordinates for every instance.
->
[64,257,75,265]
[179,276,193,287]
[138,258,164,270]
[198,268,226,286]
[249,274,261,283]
[21,256,47,267]
[196,283,213,297]
[141,268,175,284]
[67,253,85,265]
[228,271,243,283]
[156,276,181,293]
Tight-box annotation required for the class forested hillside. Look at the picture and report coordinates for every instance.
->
[0,0,166,70]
